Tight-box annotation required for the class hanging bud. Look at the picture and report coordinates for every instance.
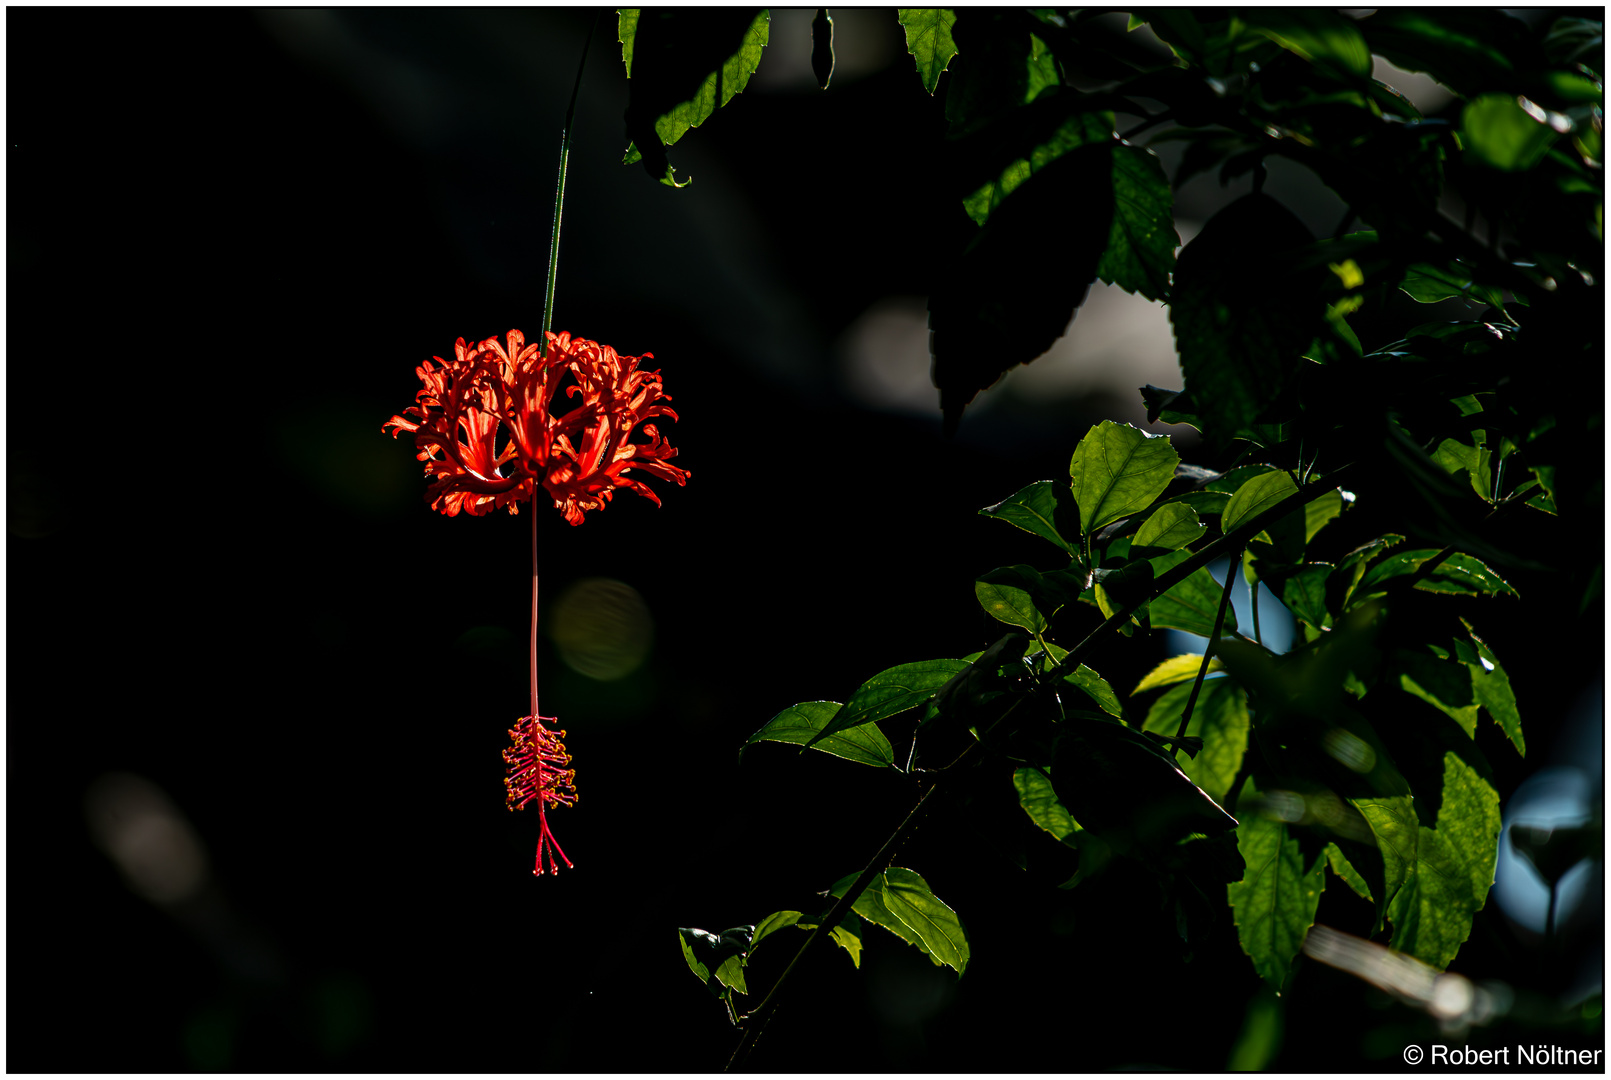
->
[812,9,835,90]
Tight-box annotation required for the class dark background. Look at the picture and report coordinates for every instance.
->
[9,7,1601,1072]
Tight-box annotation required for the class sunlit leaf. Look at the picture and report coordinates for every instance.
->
[828,868,969,975]
[1014,765,1082,841]
[713,954,747,994]
[1069,421,1182,536]
[1222,470,1298,536]
[1324,842,1374,902]
[1134,653,1225,695]
[620,9,770,185]
[1243,8,1372,79]
[749,910,805,953]
[898,8,959,94]
[618,8,640,77]
[882,867,970,975]
[1394,650,1480,737]
[976,565,1055,632]
[1142,676,1249,803]
[1460,619,1525,756]
[1462,93,1563,172]
[1228,779,1327,990]
[1350,794,1418,910]
[805,660,971,750]
[1400,262,1508,312]
[1151,558,1239,638]
[963,112,1112,226]
[1134,502,1206,553]
[1043,643,1126,717]
[979,480,1079,554]
[1353,549,1519,602]
[1386,754,1501,970]
[744,701,895,768]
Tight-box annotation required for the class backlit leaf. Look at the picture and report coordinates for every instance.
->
[1353,549,1519,602]
[1222,470,1298,536]
[979,480,1079,554]
[749,910,805,953]
[1134,502,1206,553]
[1325,842,1374,902]
[898,8,959,94]
[1151,559,1240,638]
[1462,93,1563,172]
[805,660,971,749]
[1014,765,1081,841]
[1228,780,1327,990]
[882,867,971,975]
[1386,754,1501,970]
[1244,8,1372,79]
[1069,421,1182,536]
[1142,676,1249,803]
[1134,653,1226,695]
[1461,620,1525,756]
[745,701,895,768]
[976,565,1055,632]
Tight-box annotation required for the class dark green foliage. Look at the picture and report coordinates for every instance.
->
[628,8,1602,1065]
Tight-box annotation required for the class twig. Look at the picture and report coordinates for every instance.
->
[1175,544,1244,741]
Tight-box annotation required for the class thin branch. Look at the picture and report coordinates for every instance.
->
[1175,544,1244,741]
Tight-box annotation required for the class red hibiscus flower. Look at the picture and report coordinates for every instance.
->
[383,330,689,524]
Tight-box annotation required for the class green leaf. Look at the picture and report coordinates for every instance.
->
[1171,194,1327,439]
[618,9,640,78]
[1041,644,1125,717]
[1134,502,1206,553]
[1350,793,1418,915]
[620,10,770,185]
[1014,766,1082,841]
[1461,620,1525,756]
[1361,10,1520,98]
[962,112,1112,227]
[975,565,1054,632]
[1243,8,1372,80]
[1324,842,1374,903]
[744,701,895,768]
[1098,143,1179,302]
[1462,93,1563,172]
[1353,549,1519,602]
[805,659,971,750]
[979,480,1079,554]
[1134,653,1225,695]
[1430,435,1494,502]
[828,869,969,975]
[1228,780,1327,990]
[827,914,864,969]
[1395,651,1480,738]
[1400,262,1508,312]
[713,954,747,994]
[1222,470,1299,536]
[749,910,805,953]
[1068,421,1182,536]
[881,867,970,975]
[1150,559,1240,638]
[1386,754,1502,971]
[898,8,959,94]
[1280,564,1333,634]
[1142,677,1249,803]
[678,928,712,983]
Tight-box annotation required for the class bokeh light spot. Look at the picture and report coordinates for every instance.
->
[550,578,653,681]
